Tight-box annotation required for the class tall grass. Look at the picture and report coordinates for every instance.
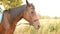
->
[14,19,60,34]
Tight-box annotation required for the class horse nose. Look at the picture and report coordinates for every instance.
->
[35,25,40,29]
[37,25,40,29]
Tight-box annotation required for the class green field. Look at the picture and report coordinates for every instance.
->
[14,19,60,34]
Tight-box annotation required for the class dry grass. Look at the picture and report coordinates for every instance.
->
[14,19,60,34]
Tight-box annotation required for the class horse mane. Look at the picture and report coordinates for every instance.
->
[3,4,34,19]
[4,4,27,19]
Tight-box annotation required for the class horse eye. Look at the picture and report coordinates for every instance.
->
[31,11,35,15]
[31,12,34,14]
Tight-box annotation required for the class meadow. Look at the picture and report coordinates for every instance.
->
[14,18,60,34]
[0,1,60,34]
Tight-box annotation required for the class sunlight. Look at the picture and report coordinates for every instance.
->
[22,0,60,17]
[16,18,29,26]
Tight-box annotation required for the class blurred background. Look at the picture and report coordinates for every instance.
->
[0,0,60,34]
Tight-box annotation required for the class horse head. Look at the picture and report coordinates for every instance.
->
[23,0,40,29]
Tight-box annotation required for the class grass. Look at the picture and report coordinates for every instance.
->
[14,19,60,34]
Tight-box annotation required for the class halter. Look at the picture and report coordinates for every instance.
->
[26,6,34,25]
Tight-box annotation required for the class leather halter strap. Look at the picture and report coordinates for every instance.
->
[26,7,34,25]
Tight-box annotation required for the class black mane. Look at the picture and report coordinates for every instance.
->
[4,4,27,18]
[3,4,35,19]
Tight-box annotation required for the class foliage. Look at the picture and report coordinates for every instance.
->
[54,16,59,19]
[48,23,55,32]
[0,0,23,9]
[55,22,60,31]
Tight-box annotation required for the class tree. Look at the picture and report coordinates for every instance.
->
[54,16,58,19]
[8,0,22,7]
[1,0,23,9]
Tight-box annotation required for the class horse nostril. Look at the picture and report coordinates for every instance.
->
[38,25,40,28]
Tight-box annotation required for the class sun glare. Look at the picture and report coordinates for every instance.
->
[22,0,60,17]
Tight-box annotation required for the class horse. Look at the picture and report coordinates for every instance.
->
[0,0,40,34]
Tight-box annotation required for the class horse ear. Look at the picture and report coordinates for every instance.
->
[26,0,30,7]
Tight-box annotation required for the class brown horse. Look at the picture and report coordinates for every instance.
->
[0,0,40,34]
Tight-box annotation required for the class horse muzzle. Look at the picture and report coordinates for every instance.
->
[33,19,40,29]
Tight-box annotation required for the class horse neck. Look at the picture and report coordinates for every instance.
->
[11,5,27,26]
[12,12,23,25]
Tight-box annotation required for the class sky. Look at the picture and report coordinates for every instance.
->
[22,0,60,17]
[0,5,5,22]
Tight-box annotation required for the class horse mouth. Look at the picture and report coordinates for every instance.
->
[33,19,40,29]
